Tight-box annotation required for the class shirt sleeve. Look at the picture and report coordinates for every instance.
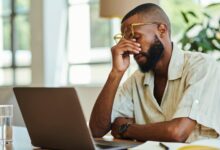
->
[173,55,220,134]
[111,76,134,123]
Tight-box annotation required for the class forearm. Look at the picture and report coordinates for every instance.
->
[89,69,124,137]
[125,118,196,142]
[125,122,175,142]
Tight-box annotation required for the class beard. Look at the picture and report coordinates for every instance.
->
[134,36,164,73]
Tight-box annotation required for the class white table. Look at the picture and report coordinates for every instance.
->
[1,127,36,150]
[1,127,140,150]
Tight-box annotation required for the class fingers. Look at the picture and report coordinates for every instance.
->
[112,39,141,55]
[111,131,121,139]
[119,44,141,54]
[119,39,141,54]
[111,117,133,139]
[111,121,120,138]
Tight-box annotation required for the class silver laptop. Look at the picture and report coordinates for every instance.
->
[13,87,139,150]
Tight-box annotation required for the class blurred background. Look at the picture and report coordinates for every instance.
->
[0,0,219,126]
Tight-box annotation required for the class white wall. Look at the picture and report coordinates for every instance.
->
[0,86,101,126]
[30,0,44,86]
[75,86,102,122]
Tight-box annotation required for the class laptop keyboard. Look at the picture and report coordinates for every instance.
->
[96,143,122,149]
[95,140,139,150]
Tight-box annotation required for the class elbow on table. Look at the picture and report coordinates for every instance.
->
[168,118,196,142]
[89,122,110,138]
[168,126,189,142]
[90,129,105,138]
[89,124,103,138]
[171,132,187,142]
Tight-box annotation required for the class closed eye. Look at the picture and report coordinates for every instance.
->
[133,34,141,41]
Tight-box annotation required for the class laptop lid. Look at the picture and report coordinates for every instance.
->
[13,87,95,150]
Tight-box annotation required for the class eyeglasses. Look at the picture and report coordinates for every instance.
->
[113,22,161,43]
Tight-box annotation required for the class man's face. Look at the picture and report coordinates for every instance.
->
[121,15,164,73]
[134,35,164,73]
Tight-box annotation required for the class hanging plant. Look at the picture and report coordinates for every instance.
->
[178,3,220,60]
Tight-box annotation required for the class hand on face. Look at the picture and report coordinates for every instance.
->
[111,38,141,74]
[111,117,134,139]
[134,35,164,73]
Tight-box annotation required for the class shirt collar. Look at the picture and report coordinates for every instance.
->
[143,71,154,86]
[168,44,184,80]
[143,44,185,86]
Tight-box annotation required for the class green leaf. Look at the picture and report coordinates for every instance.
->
[185,23,197,32]
[191,41,199,51]
[187,11,198,18]
[202,12,211,19]
[205,3,220,8]
[179,2,220,54]
[181,11,189,24]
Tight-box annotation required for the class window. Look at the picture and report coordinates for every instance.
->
[67,0,138,85]
[68,0,118,85]
[0,0,31,86]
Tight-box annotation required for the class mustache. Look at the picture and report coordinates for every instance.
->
[135,35,164,73]
[134,51,150,58]
[134,42,164,59]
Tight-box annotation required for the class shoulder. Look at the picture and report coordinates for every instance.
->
[183,51,219,73]
[184,51,217,69]
[183,51,219,83]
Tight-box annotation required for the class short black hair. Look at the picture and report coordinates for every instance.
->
[121,3,171,36]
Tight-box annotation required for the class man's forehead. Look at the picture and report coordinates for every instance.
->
[121,14,143,32]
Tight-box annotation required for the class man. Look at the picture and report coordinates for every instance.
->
[89,3,220,142]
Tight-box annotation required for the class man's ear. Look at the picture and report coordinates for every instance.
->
[157,24,167,38]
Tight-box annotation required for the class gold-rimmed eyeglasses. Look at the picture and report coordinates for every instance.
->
[113,22,161,43]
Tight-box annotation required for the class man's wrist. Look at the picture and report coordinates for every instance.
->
[118,122,132,139]
[122,123,134,139]
[110,68,125,77]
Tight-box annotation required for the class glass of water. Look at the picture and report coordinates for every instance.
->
[0,105,13,144]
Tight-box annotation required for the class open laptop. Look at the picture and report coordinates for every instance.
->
[13,87,139,150]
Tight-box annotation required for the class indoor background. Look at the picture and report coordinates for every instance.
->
[0,0,219,126]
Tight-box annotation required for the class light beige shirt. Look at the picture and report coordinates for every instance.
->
[111,45,220,142]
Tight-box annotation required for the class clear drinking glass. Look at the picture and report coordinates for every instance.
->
[0,105,13,144]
